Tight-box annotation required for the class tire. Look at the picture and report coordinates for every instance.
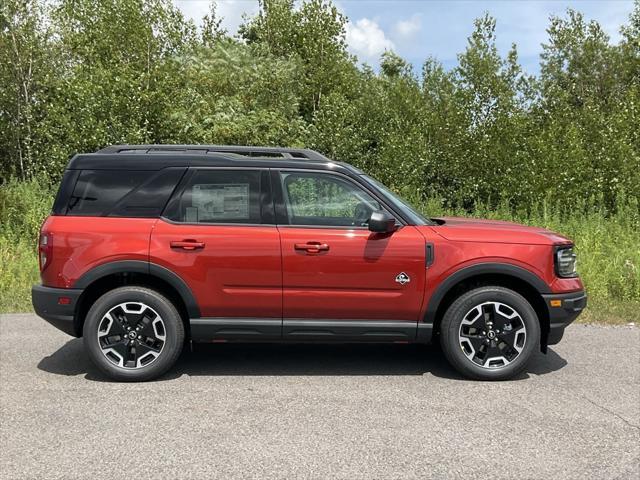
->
[440,286,540,380]
[83,286,184,382]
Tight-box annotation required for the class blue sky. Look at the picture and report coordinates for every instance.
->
[174,0,636,74]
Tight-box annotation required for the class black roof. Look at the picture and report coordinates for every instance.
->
[67,144,362,173]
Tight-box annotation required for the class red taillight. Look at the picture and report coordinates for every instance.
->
[39,232,52,272]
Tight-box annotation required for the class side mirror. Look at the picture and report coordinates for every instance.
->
[368,210,397,233]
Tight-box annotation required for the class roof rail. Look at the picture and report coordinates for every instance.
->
[97,144,330,161]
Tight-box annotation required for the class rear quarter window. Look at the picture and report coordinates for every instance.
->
[67,170,148,216]
[65,169,185,217]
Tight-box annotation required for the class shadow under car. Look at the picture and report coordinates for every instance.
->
[37,338,568,382]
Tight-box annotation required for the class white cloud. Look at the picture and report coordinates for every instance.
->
[174,0,208,27]
[174,0,259,34]
[393,14,421,40]
[345,18,394,62]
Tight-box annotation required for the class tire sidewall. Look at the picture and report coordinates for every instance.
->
[83,287,184,382]
[441,287,541,380]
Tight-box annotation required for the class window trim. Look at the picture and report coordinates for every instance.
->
[161,167,274,226]
[270,168,408,229]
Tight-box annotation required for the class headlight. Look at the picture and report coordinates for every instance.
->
[555,246,577,277]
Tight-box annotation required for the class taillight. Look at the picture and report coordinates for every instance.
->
[39,232,52,271]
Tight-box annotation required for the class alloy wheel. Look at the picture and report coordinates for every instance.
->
[97,302,166,369]
[458,301,527,369]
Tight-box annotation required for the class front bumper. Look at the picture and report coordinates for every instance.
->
[32,284,83,337]
[541,290,587,345]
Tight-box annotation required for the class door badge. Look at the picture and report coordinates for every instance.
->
[395,272,411,285]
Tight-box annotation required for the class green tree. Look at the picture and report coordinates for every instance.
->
[0,0,52,180]
[536,8,639,209]
[0,0,638,212]
[38,0,196,177]
[201,2,227,46]
[158,42,307,146]
[241,0,354,119]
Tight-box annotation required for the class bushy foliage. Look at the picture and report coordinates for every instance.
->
[0,177,53,242]
[157,42,308,146]
[1,0,638,211]
[0,0,638,317]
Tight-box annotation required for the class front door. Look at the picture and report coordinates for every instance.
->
[274,170,426,340]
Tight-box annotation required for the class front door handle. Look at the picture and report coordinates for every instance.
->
[170,240,205,250]
[294,242,330,254]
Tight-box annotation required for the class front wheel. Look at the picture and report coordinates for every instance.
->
[440,286,540,380]
[83,287,184,382]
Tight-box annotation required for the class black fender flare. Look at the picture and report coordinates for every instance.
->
[423,262,550,326]
[74,260,201,318]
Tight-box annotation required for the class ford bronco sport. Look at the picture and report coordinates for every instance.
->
[32,145,586,381]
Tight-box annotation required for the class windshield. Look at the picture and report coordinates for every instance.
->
[360,175,432,225]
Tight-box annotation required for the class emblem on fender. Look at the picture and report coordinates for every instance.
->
[395,272,411,285]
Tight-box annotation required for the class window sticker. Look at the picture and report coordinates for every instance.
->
[185,207,199,223]
[192,183,250,220]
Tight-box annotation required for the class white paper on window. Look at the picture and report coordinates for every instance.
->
[192,183,250,220]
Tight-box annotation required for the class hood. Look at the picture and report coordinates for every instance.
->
[427,216,573,246]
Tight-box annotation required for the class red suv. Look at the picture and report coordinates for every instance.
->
[32,145,586,381]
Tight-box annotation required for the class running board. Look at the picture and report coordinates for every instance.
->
[191,318,281,341]
[190,318,430,343]
[282,320,416,341]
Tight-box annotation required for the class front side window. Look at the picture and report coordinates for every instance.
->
[280,171,382,227]
[360,175,431,225]
[166,169,262,224]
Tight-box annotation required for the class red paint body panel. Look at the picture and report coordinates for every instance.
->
[39,215,583,322]
[39,216,154,288]
[149,219,282,318]
[414,224,583,321]
[433,217,573,245]
[278,226,426,320]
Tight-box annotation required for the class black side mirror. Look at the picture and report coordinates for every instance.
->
[368,210,397,233]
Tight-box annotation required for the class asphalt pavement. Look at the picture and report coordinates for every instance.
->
[1,313,638,479]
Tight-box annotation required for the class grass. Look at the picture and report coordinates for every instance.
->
[0,237,39,313]
[1,179,639,324]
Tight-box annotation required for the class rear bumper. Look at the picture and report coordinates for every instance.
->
[31,284,83,337]
[542,290,587,345]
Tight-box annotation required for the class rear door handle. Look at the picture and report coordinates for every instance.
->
[294,242,330,254]
[170,240,205,250]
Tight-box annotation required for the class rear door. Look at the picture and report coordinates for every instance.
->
[274,170,427,341]
[150,168,282,339]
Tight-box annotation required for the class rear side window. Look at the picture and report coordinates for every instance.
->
[109,168,186,218]
[65,168,186,217]
[165,169,262,224]
[67,170,148,216]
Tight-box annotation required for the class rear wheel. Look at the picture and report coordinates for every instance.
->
[83,287,184,381]
[440,286,540,380]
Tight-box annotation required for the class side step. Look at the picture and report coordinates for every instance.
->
[190,318,433,343]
